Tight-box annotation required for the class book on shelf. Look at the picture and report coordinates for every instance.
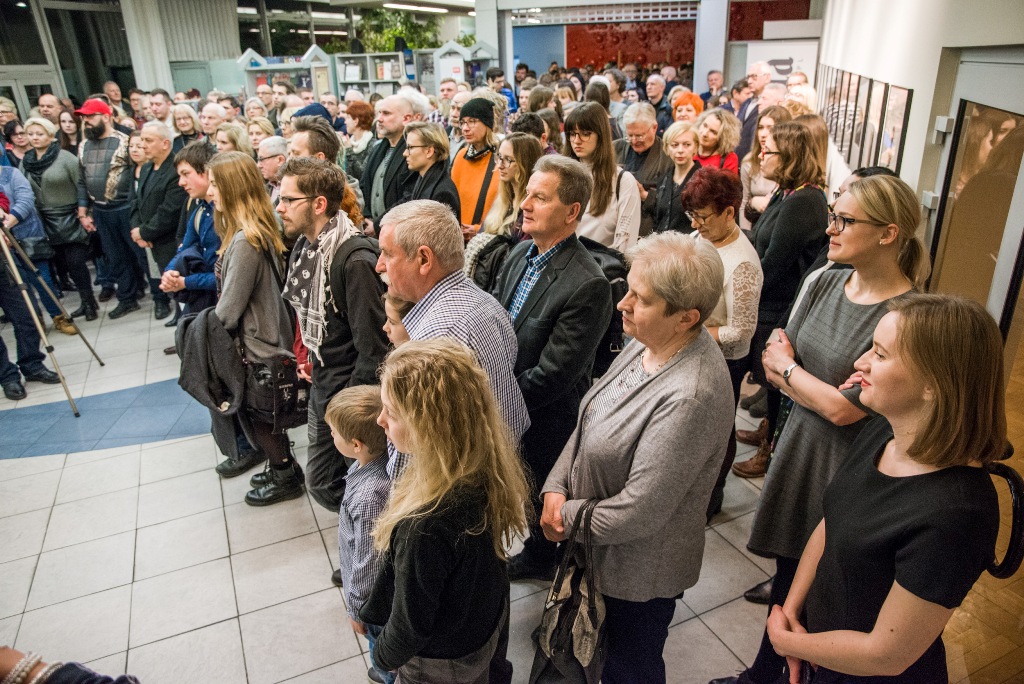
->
[344,63,362,81]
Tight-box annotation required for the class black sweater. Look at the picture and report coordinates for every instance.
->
[750,186,829,328]
[359,487,509,672]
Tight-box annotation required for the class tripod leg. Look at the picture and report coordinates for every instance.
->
[0,224,105,367]
[0,236,79,416]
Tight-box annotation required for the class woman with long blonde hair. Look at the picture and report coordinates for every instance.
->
[207,152,299,505]
[361,338,530,682]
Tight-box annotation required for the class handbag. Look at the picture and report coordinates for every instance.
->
[529,499,606,684]
[38,204,87,245]
[243,352,309,434]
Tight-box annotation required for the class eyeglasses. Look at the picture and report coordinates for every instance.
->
[460,117,481,127]
[495,153,516,167]
[625,133,652,141]
[685,210,715,226]
[257,154,282,163]
[827,211,887,233]
[759,149,780,158]
[405,144,430,151]
[278,195,316,207]
[568,130,594,141]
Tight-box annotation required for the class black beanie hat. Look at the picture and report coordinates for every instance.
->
[458,98,495,129]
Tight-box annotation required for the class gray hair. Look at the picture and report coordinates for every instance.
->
[259,136,288,157]
[201,102,226,118]
[763,82,787,98]
[623,102,657,127]
[395,87,430,118]
[533,155,593,216]
[646,74,666,88]
[750,61,771,76]
[171,104,200,132]
[24,116,57,137]
[141,120,173,140]
[244,97,266,113]
[627,233,724,322]
[380,199,465,273]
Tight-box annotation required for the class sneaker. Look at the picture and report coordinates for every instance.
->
[107,300,140,319]
[244,462,305,506]
[216,450,267,478]
[331,569,343,587]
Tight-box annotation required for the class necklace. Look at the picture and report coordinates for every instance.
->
[711,223,740,248]
[642,340,689,374]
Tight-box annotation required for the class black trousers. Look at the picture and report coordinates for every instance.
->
[746,555,800,683]
[601,594,677,684]
[56,242,96,307]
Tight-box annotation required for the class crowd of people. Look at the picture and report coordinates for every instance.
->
[0,57,1020,684]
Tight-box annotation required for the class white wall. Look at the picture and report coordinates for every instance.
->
[818,0,1024,188]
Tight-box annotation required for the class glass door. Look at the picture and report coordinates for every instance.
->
[0,77,58,119]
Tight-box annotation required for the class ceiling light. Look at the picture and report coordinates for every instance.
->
[15,1,27,6]
[382,3,449,12]
[468,10,475,15]
[237,7,257,14]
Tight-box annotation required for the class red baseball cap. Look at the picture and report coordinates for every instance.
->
[74,98,113,116]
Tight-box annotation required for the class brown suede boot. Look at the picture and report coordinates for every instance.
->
[736,417,768,446]
[732,439,771,478]
[52,314,78,336]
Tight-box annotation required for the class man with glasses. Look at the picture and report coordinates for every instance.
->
[256,136,288,205]
[277,157,387,516]
[614,102,672,237]
[736,61,773,160]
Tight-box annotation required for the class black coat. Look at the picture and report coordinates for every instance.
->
[614,138,673,238]
[358,136,416,225]
[493,235,613,478]
[653,161,700,234]
[130,157,187,269]
[408,161,461,219]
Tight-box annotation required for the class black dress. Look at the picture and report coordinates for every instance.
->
[805,418,1000,683]
[653,161,700,233]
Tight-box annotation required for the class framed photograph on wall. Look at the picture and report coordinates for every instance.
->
[880,85,912,173]
[864,80,888,167]
[851,76,871,168]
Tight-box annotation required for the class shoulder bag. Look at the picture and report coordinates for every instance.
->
[529,499,606,684]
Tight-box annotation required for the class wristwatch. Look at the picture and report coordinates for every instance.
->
[783,362,800,386]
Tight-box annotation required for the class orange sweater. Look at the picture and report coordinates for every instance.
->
[450,147,500,228]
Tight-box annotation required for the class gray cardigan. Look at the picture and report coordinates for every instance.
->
[542,331,734,602]
[214,230,294,364]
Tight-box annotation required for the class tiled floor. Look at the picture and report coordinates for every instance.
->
[2,292,1022,683]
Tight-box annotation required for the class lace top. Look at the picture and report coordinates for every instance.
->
[699,233,764,360]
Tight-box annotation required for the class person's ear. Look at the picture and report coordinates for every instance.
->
[416,245,433,273]
[565,201,583,224]
[879,223,899,246]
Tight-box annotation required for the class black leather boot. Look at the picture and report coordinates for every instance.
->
[245,461,305,506]
[215,449,266,478]
[249,460,304,488]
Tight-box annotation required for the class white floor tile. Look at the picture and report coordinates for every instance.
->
[65,444,141,466]
[0,556,36,619]
[86,651,127,676]
[0,453,65,482]
[127,619,247,684]
[663,616,746,683]
[139,436,217,484]
[321,528,340,571]
[223,495,318,554]
[0,614,22,648]
[508,590,546,683]
[231,532,335,614]
[16,585,131,663]
[26,531,135,611]
[239,589,361,684]
[280,654,370,683]
[699,597,768,668]
[0,469,60,518]
[681,529,770,616]
[129,558,238,647]
[0,508,49,563]
[134,508,229,581]
[137,469,223,528]
[713,512,776,574]
[43,487,138,551]
[55,451,140,504]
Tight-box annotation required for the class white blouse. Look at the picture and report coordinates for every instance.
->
[698,232,764,360]
[576,166,642,254]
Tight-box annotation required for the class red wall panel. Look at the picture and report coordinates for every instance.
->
[565,22,696,69]
[729,0,811,41]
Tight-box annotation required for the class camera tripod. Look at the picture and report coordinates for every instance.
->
[0,223,105,416]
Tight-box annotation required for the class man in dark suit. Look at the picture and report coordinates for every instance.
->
[615,102,673,238]
[130,121,187,320]
[494,155,613,581]
[359,93,417,232]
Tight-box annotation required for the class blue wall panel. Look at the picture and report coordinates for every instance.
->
[512,26,565,74]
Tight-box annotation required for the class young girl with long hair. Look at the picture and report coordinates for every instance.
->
[360,338,531,682]
[207,151,299,506]
[565,101,641,253]
[693,108,741,173]
[740,104,791,231]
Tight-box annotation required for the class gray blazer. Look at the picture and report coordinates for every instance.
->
[542,331,734,602]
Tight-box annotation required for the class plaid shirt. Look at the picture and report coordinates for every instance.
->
[387,270,530,478]
[338,454,391,621]
[427,109,447,128]
[508,237,571,321]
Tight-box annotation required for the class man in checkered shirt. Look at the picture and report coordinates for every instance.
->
[375,199,529,478]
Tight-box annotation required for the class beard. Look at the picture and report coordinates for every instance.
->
[84,122,107,140]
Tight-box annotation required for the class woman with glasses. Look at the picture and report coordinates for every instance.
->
[680,167,763,519]
[404,121,460,219]
[693,108,741,174]
[566,102,641,253]
[652,121,700,234]
[712,174,928,684]
[465,132,543,291]
[740,105,791,232]
[171,103,204,153]
[4,120,29,166]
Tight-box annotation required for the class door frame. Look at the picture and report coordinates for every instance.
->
[0,74,63,116]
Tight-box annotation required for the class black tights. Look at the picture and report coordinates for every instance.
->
[247,419,292,466]
[57,243,96,305]
[746,556,800,683]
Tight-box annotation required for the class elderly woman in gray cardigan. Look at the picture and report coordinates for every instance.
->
[541,232,735,684]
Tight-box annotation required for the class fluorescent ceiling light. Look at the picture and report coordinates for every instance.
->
[311,11,348,20]
[383,3,449,12]
[237,7,257,14]
[468,10,476,15]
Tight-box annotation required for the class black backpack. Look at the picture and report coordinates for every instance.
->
[577,236,629,377]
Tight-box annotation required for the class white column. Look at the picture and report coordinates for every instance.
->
[694,0,729,93]
[474,0,506,71]
[120,0,175,91]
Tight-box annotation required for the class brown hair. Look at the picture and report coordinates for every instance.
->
[770,120,826,189]
[888,294,1006,467]
[565,101,615,216]
[291,115,341,161]
[795,114,828,183]
[745,105,792,171]
[208,152,285,257]
[382,292,414,318]
[346,100,375,131]
[279,156,347,215]
[324,385,387,457]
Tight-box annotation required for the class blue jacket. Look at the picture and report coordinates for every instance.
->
[166,199,218,291]
[0,166,47,244]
